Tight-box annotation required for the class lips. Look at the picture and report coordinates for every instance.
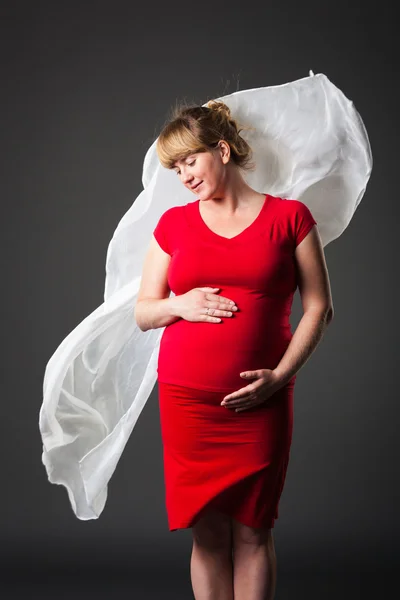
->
[192,181,202,190]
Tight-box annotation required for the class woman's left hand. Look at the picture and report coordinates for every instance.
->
[221,369,282,412]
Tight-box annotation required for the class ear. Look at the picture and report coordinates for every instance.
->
[218,140,231,164]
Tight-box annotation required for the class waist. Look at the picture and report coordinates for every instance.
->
[161,314,292,348]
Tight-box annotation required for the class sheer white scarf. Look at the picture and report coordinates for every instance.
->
[39,71,372,520]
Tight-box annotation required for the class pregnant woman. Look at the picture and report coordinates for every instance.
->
[134,101,334,600]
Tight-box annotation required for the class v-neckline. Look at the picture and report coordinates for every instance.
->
[195,193,271,242]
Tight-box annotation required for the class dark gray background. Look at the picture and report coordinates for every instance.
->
[1,1,397,598]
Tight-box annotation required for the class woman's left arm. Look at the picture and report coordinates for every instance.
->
[273,225,334,386]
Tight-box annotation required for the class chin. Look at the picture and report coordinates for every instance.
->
[198,188,211,199]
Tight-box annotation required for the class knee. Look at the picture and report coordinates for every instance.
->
[191,509,232,551]
[232,519,274,549]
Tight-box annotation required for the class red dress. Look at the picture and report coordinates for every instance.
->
[153,194,317,531]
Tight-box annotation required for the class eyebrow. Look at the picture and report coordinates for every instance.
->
[172,155,194,168]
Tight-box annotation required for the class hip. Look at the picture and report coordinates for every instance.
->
[158,380,295,451]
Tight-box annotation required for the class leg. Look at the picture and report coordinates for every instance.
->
[190,508,234,600]
[231,518,277,600]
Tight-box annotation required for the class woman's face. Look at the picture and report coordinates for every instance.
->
[172,142,230,199]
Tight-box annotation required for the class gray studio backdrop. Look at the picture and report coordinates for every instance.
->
[1,0,397,593]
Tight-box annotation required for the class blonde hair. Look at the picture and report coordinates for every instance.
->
[156,99,256,172]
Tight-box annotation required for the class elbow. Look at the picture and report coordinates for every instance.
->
[135,319,148,333]
[325,305,334,324]
[134,303,147,332]
[136,321,147,333]
[305,303,334,324]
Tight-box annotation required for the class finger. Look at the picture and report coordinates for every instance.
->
[228,397,256,408]
[210,295,236,305]
[240,371,259,379]
[209,301,235,312]
[222,392,255,405]
[202,308,231,322]
[207,305,234,317]
[222,386,255,401]
[203,316,222,323]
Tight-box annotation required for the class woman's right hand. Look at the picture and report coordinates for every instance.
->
[175,287,238,323]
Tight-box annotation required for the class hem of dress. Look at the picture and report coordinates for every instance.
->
[168,513,277,532]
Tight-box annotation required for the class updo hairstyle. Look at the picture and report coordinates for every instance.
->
[156,99,256,172]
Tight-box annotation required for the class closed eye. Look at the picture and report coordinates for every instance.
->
[175,159,196,175]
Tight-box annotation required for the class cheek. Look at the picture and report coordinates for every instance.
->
[197,171,209,183]
[212,165,225,183]
[201,163,218,181]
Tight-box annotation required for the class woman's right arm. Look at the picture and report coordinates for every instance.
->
[134,235,181,332]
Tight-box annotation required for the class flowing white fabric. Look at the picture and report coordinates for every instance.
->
[39,71,372,520]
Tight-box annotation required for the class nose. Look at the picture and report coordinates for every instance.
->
[181,170,193,185]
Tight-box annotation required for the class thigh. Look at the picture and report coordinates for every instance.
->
[191,508,233,549]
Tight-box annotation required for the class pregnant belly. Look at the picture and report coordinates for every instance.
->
[157,299,294,392]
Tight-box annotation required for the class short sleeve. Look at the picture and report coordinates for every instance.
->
[153,211,171,255]
[291,201,317,248]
